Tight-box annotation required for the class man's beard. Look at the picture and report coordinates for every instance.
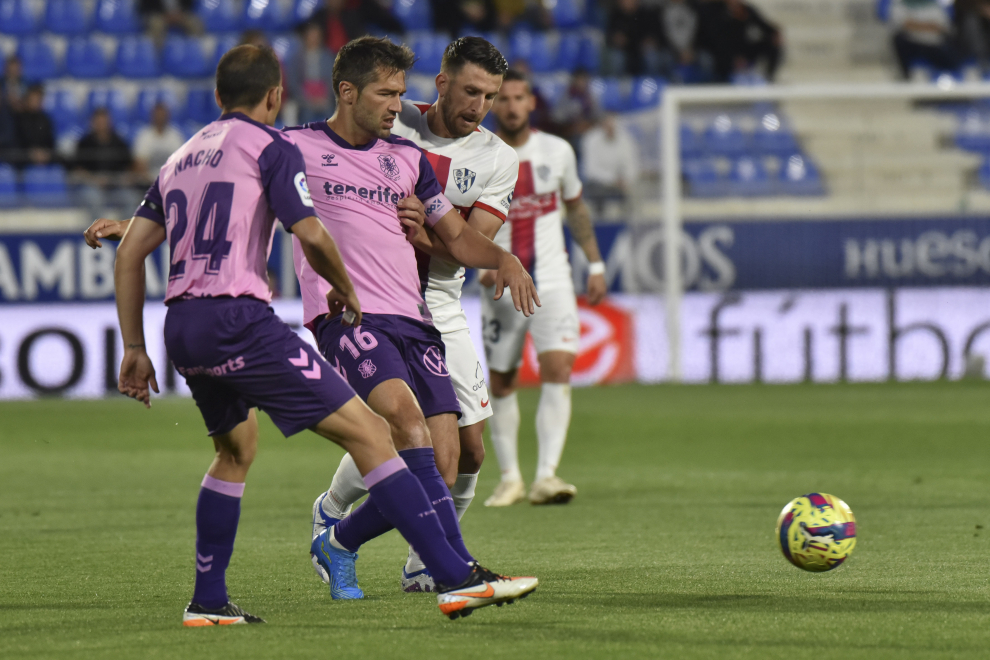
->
[441,103,477,139]
[356,105,392,139]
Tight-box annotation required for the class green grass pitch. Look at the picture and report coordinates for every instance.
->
[3,382,990,659]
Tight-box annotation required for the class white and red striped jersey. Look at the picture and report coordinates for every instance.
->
[393,100,518,332]
[495,130,582,292]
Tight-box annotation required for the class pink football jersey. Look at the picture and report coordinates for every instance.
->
[135,112,315,304]
[285,122,454,329]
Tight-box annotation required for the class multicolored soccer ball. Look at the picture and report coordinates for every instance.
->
[776,493,856,572]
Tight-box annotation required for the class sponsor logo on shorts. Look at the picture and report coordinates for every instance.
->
[422,346,449,377]
[358,359,377,379]
[177,356,245,377]
[480,398,489,408]
[288,347,322,379]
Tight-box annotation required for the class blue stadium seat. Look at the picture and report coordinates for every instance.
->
[509,30,556,73]
[556,31,582,72]
[752,112,799,155]
[728,156,772,196]
[46,0,92,35]
[198,0,242,32]
[703,114,749,156]
[405,76,438,104]
[410,34,444,74]
[16,38,59,81]
[66,37,112,79]
[683,158,725,198]
[117,36,160,78]
[242,0,289,31]
[0,0,39,35]
[87,87,132,126]
[955,109,990,153]
[95,0,140,33]
[394,0,432,31]
[270,34,298,64]
[44,88,82,126]
[577,34,599,72]
[599,78,629,112]
[0,164,18,208]
[778,154,824,196]
[679,123,704,159]
[22,165,71,207]
[212,33,240,70]
[876,0,891,22]
[532,75,567,107]
[291,0,323,24]
[135,87,184,123]
[551,0,585,28]
[185,88,219,124]
[163,36,210,78]
[628,76,663,110]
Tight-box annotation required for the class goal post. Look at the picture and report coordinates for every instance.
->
[659,81,990,382]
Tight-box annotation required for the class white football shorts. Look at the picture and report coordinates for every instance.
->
[480,284,580,373]
[439,316,492,428]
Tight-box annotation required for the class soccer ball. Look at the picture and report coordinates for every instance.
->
[776,493,856,572]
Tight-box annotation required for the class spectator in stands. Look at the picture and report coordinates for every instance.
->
[579,113,639,219]
[552,68,601,153]
[288,22,336,124]
[604,0,665,76]
[132,102,185,185]
[0,96,17,164]
[662,0,713,82]
[955,0,990,71]
[890,0,962,78]
[74,108,140,213]
[707,0,782,82]
[13,84,55,167]
[316,0,405,53]
[433,0,498,35]
[2,56,26,112]
[139,0,203,49]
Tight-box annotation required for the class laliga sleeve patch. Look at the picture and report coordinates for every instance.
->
[294,172,314,207]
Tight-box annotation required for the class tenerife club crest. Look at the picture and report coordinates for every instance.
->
[378,154,401,181]
[453,168,477,194]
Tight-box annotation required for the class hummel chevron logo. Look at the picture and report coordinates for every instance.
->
[289,348,322,380]
[196,553,213,573]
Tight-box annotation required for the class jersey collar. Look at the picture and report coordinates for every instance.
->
[314,121,379,151]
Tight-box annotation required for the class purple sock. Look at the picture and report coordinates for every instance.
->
[192,475,243,609]
[332,497,394,552]
[398,447,474,564]
[362,458,471,588]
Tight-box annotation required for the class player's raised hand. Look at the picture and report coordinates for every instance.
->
[493,253,541,317]
[397,196,426,240]
[327,287,362,327]
[84,217,128,248]
[118,347,159,408]
[587,272,607,306]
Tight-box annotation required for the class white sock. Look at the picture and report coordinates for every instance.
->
[535,383,572,481]
[489,393,522,483]
[451,472,479,520]
[405,547,426,572]
[321,453,367,520]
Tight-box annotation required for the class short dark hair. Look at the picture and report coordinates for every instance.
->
[215,44,282,110]
[441,37,508,77]
[502,68,531,91]
[332,36,415,98]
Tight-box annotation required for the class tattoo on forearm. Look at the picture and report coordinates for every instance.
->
[566,202,602,262]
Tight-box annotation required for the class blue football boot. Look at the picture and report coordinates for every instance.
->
[310,528,363,600]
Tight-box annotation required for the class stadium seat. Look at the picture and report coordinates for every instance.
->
[703,114,749,156]
[135,87,184,123]
[393,0,432,31]
[0,164,19,208]
[678,123,705,159]
[291,0,323,24]
[0,0,39,35]
[954,109,990,153]
[752,112,799,155]
[778,154,825,196]
[66,37,112,79]
[116,36,160,78]
[577,34,600,72]
[683,158,725,198]
[242,0,289,31]
[509,30,556,73]
[44,88,82,126]
[532,74,567,107]
[185,88,219,124]
[628,76,663,110]
[163,35,210,79]
[598,78,628,112]
[410,34,444,75]
[728,156,772,196]
[95,0,140,34]
[270,34,298,64]
[556,31,582,72]
[16,38,59,81]
[212,33,240,70]
[46,0,92,35]
[876,0,891,22]
[87,87,132,126]
[198,0,242,32]
[551,0,585,28]
[22,165,71,207]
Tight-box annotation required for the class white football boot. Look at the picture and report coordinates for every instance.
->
[528,476,577,505]
[483,480,526,507]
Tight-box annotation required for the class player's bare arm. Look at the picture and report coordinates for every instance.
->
[408,206,503,263]
[290,216,363,326]
[114,216,166,407]
[431,209,540,315]
[83,217,130,248]
[564,197,607,306]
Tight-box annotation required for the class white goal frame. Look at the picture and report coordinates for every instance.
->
[659,81,990,381]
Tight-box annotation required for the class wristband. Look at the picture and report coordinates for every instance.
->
[588,262,605,276]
